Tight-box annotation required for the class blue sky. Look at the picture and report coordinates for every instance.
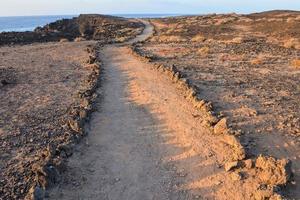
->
[1,0,300,16]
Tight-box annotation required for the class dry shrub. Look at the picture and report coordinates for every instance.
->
[224,37,244,44]
[238,17,253,23]
[267,18,283,22]
[251,58,263,65]
[215,17,235,25]
[266,36,280,45]
[197,47,210,57]
[165,29,175,34]
[291,59,300,68]
[59,38,69,43]
[231,37,244,44]
[158,35,187,43]
[191,34,206,42]
[115,37,127,43]
[176,24,185,29]
[151,21,168,29]
[286,17,295,23]
[283,38,300,49]
[74,37,86,42]
[150,36,159,42]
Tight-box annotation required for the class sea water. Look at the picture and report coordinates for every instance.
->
[0,14,183,32]
[0,15,77,32]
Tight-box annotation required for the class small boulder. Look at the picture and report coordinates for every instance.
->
[224,161,239,171]
[230,172,242,181]
[255,155,292,186]
[243,159,253,169]
[214,118,229,135]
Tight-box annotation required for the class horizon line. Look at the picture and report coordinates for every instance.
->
[0,9,299,18]
[0,13,187,18]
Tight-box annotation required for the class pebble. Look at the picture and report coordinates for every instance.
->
[231,172,241,181]
[224,161,239,172]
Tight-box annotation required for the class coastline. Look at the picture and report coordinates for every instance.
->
[0,11,299,199]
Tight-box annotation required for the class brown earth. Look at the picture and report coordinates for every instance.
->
[1,11,299,200]
[0,15,144,199]
[46,21,291,200]
[0,41,101,199]
[133,11,300,199]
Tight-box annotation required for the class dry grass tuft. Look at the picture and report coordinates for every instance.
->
[291,59,300,68]
[59,38,69,43]
[286,17,295,23]
[223,37,244,44]
[267,18,283,22]
[283,38,300,49]
[158,35,187,43]
[197,47,210,57]
[115,37,127,43]
[74,37,86,42]
[251,58,263,65]
[191,34,206,42]
[231,37,244,44]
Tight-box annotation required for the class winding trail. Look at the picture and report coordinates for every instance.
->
[48,21,251,200]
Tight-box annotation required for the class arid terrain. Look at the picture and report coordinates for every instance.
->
[0,16,143,199]
[133,10,300,199]
[0,41,99,199]
[0,11,299,200]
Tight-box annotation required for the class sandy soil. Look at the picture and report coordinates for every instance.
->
[134,12,300,199]
[48,22,227,200]
[45,21,287,200]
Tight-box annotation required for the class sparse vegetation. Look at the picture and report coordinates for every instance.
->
[2,10,300,200]
[74,37,86,42]
[291,59,300,68]
[191,34,206,42]
[283,38,300,49]
[197,46,210,56]
[158,35,187,43]
[230,37,244,44]
[0,15,145,199]
[59,38,69,42]
[135,11,300,199]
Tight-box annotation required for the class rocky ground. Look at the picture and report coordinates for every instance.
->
[0,41,100,199]
[0,14,144,46]
[1,11,300,200]
[133,11,300,199]
[0,15,144,200]
[46,21,290,200]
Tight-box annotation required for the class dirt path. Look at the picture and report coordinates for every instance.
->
[47,22,267,200]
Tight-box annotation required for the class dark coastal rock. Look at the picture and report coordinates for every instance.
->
[0,14,144,46]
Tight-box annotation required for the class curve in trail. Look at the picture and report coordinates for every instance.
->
[47,21,249,200]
